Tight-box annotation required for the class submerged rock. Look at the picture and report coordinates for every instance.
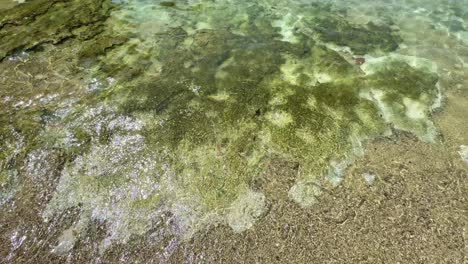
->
[0,0,114,61]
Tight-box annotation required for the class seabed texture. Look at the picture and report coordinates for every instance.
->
[0,0,467,263]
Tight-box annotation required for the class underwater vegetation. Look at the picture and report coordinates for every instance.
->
[0,0,114,61]
[0,0,455,256]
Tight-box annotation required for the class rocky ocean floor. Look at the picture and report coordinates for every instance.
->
[0,0,467,263]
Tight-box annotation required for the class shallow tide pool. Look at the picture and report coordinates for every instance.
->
[0,0,467,263]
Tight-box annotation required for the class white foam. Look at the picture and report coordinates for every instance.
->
[226,189,267,233]
[459,145,468,163]
[363,172,376,185]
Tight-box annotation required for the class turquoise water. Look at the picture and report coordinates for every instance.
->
[0,0,467,262]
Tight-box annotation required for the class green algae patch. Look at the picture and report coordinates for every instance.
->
[367,61,439,100]
[169,123,265,211]
[310,17,402,54]
[362,59,440,142]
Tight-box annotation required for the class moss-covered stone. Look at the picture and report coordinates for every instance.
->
[0,0,114,60]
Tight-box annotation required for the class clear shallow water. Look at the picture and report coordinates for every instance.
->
[0,0,467,262]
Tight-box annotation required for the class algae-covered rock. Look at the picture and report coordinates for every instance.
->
[310,17,402,54]
[0,0,114,60]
